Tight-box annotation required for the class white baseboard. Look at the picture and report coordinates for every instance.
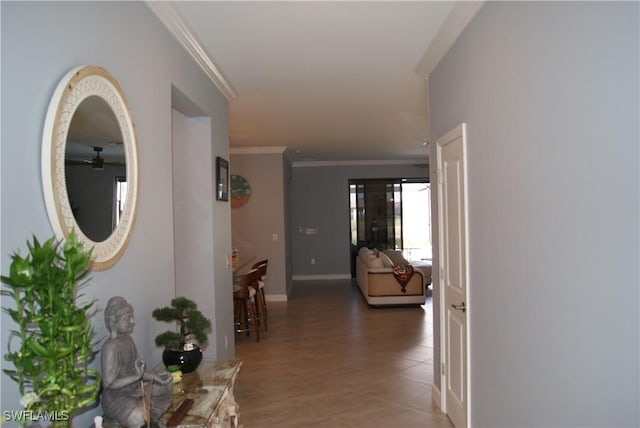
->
[432,384,442,410]
[292,274,352,281]
[265,294,287,302]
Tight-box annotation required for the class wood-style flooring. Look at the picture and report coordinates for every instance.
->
[234,279,453,427]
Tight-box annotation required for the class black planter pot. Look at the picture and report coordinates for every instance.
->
[162,347,203,374]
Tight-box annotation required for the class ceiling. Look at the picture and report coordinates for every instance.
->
[151,1,464,164]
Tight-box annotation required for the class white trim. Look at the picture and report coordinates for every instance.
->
[230,146,288,155]
[463,124,472,428]
[292,274,352,281]
[432,385,442,410]
[145,1,237,101]
[415,1,484,79]
[437,142,445,414]
[265,294,287,302]
[436,123,470,426]
[292,159,426,168]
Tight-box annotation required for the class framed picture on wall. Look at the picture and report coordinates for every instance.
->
[216,157,229,201]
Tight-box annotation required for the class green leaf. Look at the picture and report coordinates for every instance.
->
[25,339,52,358]
[154,331,184,350]
[1,232,99,415]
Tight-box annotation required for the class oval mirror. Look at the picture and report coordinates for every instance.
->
[42,66,139,270]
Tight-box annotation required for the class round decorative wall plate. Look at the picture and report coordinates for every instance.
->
[230,174,251,208]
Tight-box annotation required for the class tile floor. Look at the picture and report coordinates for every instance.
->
[234,279,453,428]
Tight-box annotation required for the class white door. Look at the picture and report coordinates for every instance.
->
[436,124,469,428]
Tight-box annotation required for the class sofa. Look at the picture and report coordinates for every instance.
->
[355,247,432,306]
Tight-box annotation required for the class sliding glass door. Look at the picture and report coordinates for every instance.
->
[400,182,432,261]
[349,178,430,275]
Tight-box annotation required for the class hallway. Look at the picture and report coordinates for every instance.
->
[234,279,452,427]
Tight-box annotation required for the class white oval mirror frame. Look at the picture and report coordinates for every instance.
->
[42,65,139,270]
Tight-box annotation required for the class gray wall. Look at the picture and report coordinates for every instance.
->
[1,2,232,425]
[172,110,228,355]
[230,153,289,298]
[290,163,427,277]
[429,2,639,426]
[283,158,293,293]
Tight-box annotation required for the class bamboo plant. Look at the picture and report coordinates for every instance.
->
[1,231,100,427]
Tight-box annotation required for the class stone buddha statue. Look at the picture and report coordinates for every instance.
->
[101,296,173,427]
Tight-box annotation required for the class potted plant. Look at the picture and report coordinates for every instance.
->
[1,231,100,427]
[152,297,211,373]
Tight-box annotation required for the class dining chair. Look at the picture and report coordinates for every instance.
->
[250,259,269,330]
[233,268,261,342]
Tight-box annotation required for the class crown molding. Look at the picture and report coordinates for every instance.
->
[146,1,237,101]
[291,159,427,168]
[230,146,288,155]
[415,1,485,79]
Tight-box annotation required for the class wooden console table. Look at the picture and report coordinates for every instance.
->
[160,359,242,428]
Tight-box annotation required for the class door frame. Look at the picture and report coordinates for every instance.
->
[436,123,471,426]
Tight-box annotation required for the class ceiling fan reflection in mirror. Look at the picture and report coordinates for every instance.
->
[66,146,125,170]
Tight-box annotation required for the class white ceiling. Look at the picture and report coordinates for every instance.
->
[153,1,462,163]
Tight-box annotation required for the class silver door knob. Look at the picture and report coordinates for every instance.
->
[451,302,466,313]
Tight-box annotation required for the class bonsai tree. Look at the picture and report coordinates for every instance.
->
[1,231,100,427]
[152,297,211,350]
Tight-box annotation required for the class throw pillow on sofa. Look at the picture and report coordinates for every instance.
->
[358,247,373,257]
[382,250,410,266]
[378,251,395,268]
[365,255,384,268]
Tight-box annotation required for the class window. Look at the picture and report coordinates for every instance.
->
[114,176,127,229]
